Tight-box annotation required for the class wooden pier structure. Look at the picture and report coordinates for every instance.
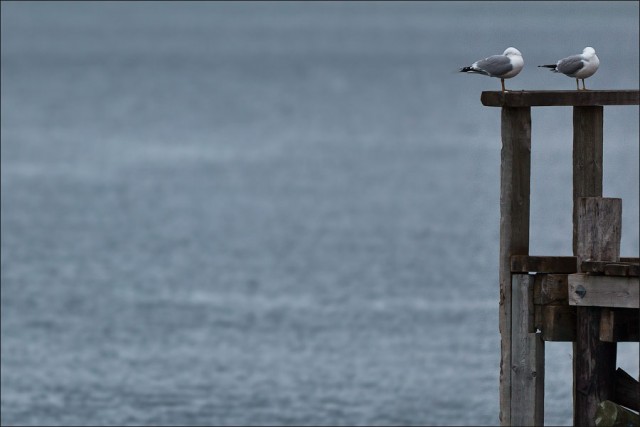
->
[481,90,640,426]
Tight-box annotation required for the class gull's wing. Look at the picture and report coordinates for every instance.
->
[473,55,513,77]
[556,55,584,76]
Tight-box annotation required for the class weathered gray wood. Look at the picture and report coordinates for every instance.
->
[600,309,640,342]
[511,274,544,426]
[573,196,621,426]
[594,400,640,427]
[569,274,639,308]
[575,304,618,426]
[511,255,578,273]
[538,305,576,342]
[575,198,622,264]
[603,263,629,276]
[573,109,607,425]
[581,260,639,277]
[573,109,605,255]
[499,106,531,426]
[533,274,569,305]
[613,368,639,412]
[533,274,576,341]
[481,90,640,107]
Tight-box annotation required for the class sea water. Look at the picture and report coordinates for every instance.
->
[1,2,638,425]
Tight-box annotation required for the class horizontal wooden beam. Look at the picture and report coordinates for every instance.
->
[511,256,577,273]
[535,306,638,343]
[581,260,640,277]
[569,274,639,308]
[600,308,640,342]
[620,258,640,277]
[481,90,640,107]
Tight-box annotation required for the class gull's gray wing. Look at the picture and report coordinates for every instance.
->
[474,55,513,77]
[556,55,584,76]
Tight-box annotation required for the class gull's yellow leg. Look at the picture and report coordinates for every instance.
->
[576,78,580,91]
[582,79,587,90]
[501,78,505,92]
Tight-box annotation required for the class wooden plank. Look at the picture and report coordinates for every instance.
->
[573,109,605,255]
[575,303,618,426]
[569,274,639,308]
[498,106,531,426]
[573,196,620,427]
[481,90,640,107]
[533,274,569,305]
[511,255,577,273]
[575,197,622,264]
[511,274,544,426]
[600,308,640,342]
[603,263,629,276]
[581,260,639,277]
[614,368,639,412]
[581,260,608,274]
[539,305,576,342]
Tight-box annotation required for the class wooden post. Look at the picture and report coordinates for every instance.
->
[499,107,531,426]
[511,274,544,426]
[573,198,621,426]
[573,106,604,253]
[482,91,640,426]
[572,105,607,427]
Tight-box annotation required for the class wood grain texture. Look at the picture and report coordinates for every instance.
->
[600,309,640,343]
[569,274,639,309]
[533,274,569,305]
[481,90,640,107]
[573,108,604,254]
[575,198,621,264]
[511,274,544,426]
[573,198,621,426]
[539,305,576,342]
[511,256,578,273]
[499,107,531,426]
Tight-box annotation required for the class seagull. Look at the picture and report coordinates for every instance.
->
[459,47,524,92]
[538,47,599,91]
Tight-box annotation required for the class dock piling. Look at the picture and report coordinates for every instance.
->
[482,90,640,426]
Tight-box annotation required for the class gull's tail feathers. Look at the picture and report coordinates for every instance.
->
[538,64,558,71]
[459,66,488,76]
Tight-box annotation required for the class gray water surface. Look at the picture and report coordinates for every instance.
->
[1,2,638,425]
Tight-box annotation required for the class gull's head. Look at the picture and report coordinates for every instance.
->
[583,47,596,57]
[504,47,522,57]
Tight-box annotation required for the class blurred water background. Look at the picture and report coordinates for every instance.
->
[1,2,638,426]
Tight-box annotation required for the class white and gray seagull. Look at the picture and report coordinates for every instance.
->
[459,47,524,92]
[538,47,600,91]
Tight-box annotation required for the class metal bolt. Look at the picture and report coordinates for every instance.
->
[575,285,586,298]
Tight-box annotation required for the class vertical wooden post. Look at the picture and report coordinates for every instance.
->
[572,105,616,426]
[573,197,621,426]
[511,274,545,426]
[572,106,603,253]
[499,107,531,426]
